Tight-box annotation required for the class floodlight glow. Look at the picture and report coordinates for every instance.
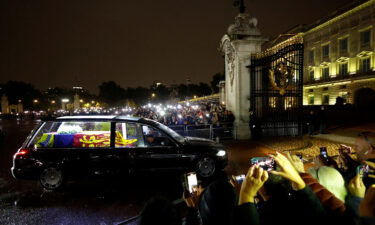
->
[62,99,69,103]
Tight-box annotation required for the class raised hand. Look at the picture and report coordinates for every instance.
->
[238,165,268,205]
[270,152,306,190]
[348,174,366,198]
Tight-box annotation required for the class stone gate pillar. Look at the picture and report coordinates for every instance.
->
[219,13,267,139]
[1,95,9,114]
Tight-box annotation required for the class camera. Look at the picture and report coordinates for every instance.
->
[250,157,276,171]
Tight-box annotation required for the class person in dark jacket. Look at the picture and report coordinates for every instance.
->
[183,172,237,225]
[235,152,326,225]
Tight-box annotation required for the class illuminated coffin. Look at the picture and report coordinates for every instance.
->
[36,131,138,148]
[73,132,110,148]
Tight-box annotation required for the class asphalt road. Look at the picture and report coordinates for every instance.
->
[0,118,273,225]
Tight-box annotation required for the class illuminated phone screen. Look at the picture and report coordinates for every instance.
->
[187,173,198,193]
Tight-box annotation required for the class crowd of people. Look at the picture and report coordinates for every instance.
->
[137,132,375,225]
[134,103,235,127]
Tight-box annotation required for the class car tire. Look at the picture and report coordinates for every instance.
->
[39,167,64,191]
[196,156,216,178]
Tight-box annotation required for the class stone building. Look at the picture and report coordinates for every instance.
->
[267,0,375,106]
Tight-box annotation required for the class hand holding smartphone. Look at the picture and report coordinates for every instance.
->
[185,172,198,193]
[250,157,276,171]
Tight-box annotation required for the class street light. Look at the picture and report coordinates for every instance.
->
[151,93,156,98]
[61,99,69,103]
[33,99,39,103]
[51,100,56,104]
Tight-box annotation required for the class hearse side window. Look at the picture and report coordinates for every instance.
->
[115,122,142,148]
[28,121,111,148]
[141,125,174,147]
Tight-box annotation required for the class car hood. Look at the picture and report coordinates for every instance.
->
[183,136,224,148]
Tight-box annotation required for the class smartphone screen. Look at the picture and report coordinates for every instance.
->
[235,174,246,184]
[250,157,275,171]
[357,165,369,178]
[320,147,328,158]
[186,172,198,193]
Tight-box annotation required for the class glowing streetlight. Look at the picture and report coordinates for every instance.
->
[51,100,56,104]
[80,99,83,103]
[151,93,156,98]
[33,99,39,103]
[61,99,69,103]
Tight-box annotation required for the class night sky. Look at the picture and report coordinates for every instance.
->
[0,0,350,93]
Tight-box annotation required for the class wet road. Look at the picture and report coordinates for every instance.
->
[0,118,274,225]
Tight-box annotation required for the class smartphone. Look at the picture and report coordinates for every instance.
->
[356,165,370,178]
[250,157,276,171]
[234,174,246,184]
[185,172,198,193]
[320,147,328,158]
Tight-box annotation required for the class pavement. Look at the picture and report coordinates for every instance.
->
[313,123,375,145]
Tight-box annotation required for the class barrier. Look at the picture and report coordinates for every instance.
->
[168,123,235,140]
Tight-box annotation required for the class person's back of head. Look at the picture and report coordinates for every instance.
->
[139,196,180,225]
[198,173,236,225]
[308,166,348,202]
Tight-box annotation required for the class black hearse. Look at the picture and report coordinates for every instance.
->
[11,116,228,190]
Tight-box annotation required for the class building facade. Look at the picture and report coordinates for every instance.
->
[267,0,375,106]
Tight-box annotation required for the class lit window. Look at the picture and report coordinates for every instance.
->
[322,67,330,80]
[339,63,348,76]
[309,70,315,81]
[308,95,315,105]
[360,58,371,73]
[322,95,329,105]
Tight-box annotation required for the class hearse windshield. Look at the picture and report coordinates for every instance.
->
[149,120,185,143]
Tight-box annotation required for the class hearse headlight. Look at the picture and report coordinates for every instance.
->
[216,150,226,157]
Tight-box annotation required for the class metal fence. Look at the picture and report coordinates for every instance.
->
[168,123,235,140]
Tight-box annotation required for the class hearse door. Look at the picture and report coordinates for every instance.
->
[130,124,182,173]
[85,121,121,177]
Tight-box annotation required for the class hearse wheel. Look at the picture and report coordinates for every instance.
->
[39,167,63,190]
[196,157,216,177]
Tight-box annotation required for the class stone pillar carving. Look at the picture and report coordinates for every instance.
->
[219,13,267,139]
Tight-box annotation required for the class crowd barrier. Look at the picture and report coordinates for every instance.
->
[168,123,235,140]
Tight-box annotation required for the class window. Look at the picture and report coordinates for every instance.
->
[339,63,348,76]
[322,94,329,105]
[308,95,314,105]
[339,92,348,104]
[360,57,371,73]
[115,122,142,148]
[142,125,174,147]
[360,30,371,47]
[322,67,330,80]
[29,121,111,148]
[322,45,330,59]
[309,70,315,81]
[339,38,348,53]
[308,50,315,63]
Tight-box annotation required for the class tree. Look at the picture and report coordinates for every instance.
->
[3,81,42,110]
[98,81,126,106]
[210,73,225,93]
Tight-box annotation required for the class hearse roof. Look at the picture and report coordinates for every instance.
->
[55,115,141,122]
